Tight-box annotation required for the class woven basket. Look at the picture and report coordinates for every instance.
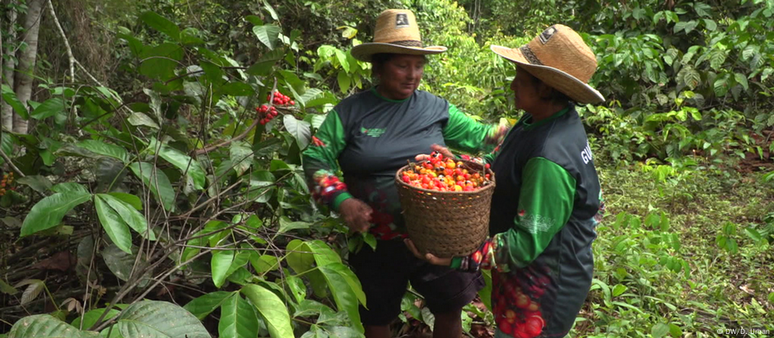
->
[395,159,495,258]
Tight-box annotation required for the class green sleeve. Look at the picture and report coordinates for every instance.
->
[493,157,575,270]
[442,104,497,154]
[301,110,353,211]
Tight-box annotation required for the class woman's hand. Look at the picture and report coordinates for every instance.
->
[404,238,452,266]
[415,144,455,162]
[338,198,373,233]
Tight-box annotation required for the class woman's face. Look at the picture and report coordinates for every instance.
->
[375,54,426,100]
[510,67,541,113]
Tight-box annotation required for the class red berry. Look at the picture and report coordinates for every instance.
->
[289,100,295,105]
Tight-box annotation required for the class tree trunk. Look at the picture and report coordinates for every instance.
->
[13,0,45,134]
[1,0,18,131]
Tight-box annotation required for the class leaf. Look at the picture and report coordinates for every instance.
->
[129,162,176,211]
[107,192,143,210]
[703,18,717,31]
[15,279,45,306]
[183,291,233,320]
[9,314,92,338]
[20,191,91,236]
[713,75,730,97]
[101,243,144,282]
[71,308,120,330]
[337,71,351,94]
[612,284,628,297]
[127,112,160,129]
[734,73,749,90]
[683,68,701,90]
[139,11,180,41]
[111,300,210,338]
[30,98,65,120]
[76,140,130,163]
[0,279,17,294]
[318,263,365,332]
[253,25,281,50]
[16,175,53,193]
[230,141,253,176]
[250,254,280,274]
[149,139,206,190]
[95,195,133,254]
[212,249,235,288]
[139,43,183,81]
[52,182,89,194]
[651,323,670,338]
[278,216,312,234]
[241,284,294,338]
[334,49,350,73]
[1,84,28,119]
[99,194,154,240]
[246,49,285,76]
[219,294,261,338]
[283,115,311,149]
[298,88,323,107]
[219,83,255,97]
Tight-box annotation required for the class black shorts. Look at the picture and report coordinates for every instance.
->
[348,239,485,326]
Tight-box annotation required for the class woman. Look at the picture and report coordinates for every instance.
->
[406,24,605,338]
[301,9,508,338]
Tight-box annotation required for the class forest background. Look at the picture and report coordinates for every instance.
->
[0,0,773,337]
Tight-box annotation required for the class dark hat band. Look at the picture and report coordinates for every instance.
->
[389,40,423,47]
[519,46,543,65]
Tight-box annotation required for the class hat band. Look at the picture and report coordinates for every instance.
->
[519,46,543,65]
[389,40,423,47]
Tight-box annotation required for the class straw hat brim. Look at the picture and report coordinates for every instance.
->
[351,43,447,62]
[490,45,604,104]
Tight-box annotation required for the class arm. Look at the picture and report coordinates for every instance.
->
[301,111,353,211]
[442,104,508,155]
[450,157,576,272]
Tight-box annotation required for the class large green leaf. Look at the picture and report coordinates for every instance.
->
[127,112,160,129]
[318,263,365,332]
[95,195,132,254]
[107,192,143,210]
[30,98,66,120]
[1,84,28,119]
[109,300,209,338]
[129,162,176,212]
[241,284,294,338]
[734,73,749,91]
[71,308,120,330]
[229,141,253,176]
[337,70,351,94]
[253,25,281,50]
[139,43,183,80]
[212,249,235,288]
[183,291,233,320]
[283,115,311,149]
[8,314,93,338]
[98,194,154,240]
[20,192,91,236]
[219,294,261,338]
[148,139,205,190]
[139,11,180,41]
[246,49,285,76]
[76,140,130,163]
[101,243,150,285]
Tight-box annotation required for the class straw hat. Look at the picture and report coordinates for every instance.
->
[351,9,447,62]
[490,24,604,104]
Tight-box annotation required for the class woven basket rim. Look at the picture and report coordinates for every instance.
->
[394,158,496,194]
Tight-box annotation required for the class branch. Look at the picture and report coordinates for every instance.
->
[46,0,75,81]
[0,146,25,178]
[192,78,278,156]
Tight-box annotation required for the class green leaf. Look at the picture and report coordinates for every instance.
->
[184,291,233,320]
[71,308,120,330]
[139,43,183,80]
[230,141,253,176]
[212,249,235,288]
[246,49,285,76]
[149,139,206,190]
[683,68,701,90]
[98,193,154,240]
[337,70,351,94]
[101,243,147,283]
[219,294,261,338]
[107,192,143,210]
[95,195,133,254]
[278,216,312,234]
[283,115,311,149]
[219,83,255,97]
[253,25,281,50]
[298,88,323,107]
[744,227,762,243]
[734,73,749,90]
[713,75,730,97]
[139,11,180,41]
[669,323,683,338]
[51,183,88,194]
[129,162,176,212]
[30,98,65,120]
[111,300,210,338]
[651,323,670,338]
[703,19,717,31]
[285,275,306,303]
[20,192,91,236]
[250,254,280,274]
[16,175,53,193]
[334,49,350,73]
[127,112,160,129]
[318,263,365,332]
[9,314,93,338]
[241,284,294,338]
[77,140,130,163]
[612,284,628,297]
[1,84,28,119]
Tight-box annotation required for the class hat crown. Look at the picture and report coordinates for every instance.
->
[523,24,597,84]
[372,9,423,46]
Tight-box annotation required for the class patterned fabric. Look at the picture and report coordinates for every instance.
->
[311,169,348,207]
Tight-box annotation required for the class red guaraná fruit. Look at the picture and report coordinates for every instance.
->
[524,315,545,337]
